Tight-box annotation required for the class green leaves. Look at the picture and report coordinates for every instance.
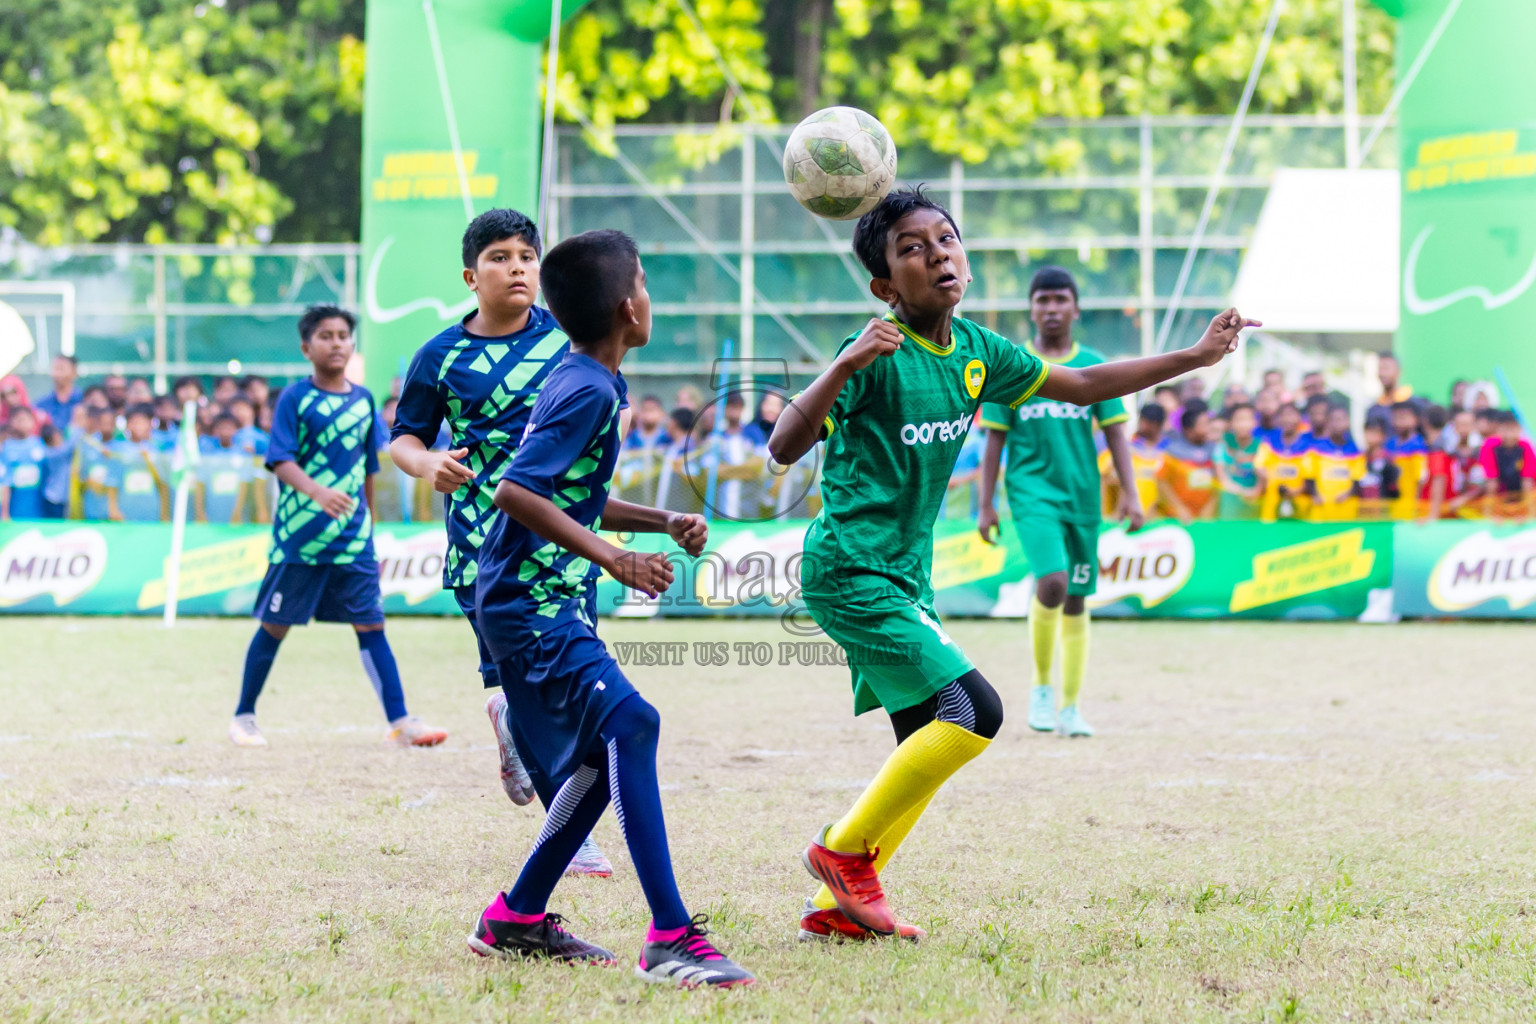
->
[0,0,363,245]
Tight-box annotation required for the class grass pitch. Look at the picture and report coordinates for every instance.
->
[3,615,1535,1022]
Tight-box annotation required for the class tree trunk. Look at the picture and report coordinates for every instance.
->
[794,0,828,118]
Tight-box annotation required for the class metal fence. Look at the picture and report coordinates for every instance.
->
[0,115,1393,386]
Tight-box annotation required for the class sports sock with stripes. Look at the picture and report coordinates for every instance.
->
[1061,611,1090,707]
[235,626,282,717]
[602,695,690,931]
[356,629,408,722]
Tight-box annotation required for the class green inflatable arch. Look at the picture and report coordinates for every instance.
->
[359,0,591,398]
[1373,0,1536,417]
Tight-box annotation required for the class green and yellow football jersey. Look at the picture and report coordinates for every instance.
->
[801,315,1049,598]
[978,341,1127,526]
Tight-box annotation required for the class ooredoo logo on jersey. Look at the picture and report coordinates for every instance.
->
[899,414,972,446]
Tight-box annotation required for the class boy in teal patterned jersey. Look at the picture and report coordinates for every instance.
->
[389,209,613,876]
[230,305,446,749]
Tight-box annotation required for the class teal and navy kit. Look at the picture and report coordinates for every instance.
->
[474,352,634,779]
[390,307,570,591]
[256,380,382,626]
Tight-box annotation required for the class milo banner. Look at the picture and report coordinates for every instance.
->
[1,519,1401,622]
[1393,522,1536,619]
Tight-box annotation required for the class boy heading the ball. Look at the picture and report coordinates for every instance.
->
[770,187,1256,941]
[976,265,1144,740]
[229,305,446,749]
[467,230,752,987]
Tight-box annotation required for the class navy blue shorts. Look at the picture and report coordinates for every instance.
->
[487,608,637,782]
[454,585,501,689]
[255,560,384,626]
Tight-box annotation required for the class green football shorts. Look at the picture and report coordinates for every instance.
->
[801,573,974,717]
[1014,514,1100,597]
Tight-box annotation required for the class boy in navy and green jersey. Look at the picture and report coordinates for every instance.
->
[229,304,446,750]
[770,187,1255,942]
[389,209,613,878]
[465,230,753,987]
[977,267,1141,740]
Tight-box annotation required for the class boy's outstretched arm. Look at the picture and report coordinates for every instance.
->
[494,481,676,598]
[600,497,709,556]
[769,318,902,465]
[1037,309,1259,406]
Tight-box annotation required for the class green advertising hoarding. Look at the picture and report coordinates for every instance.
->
[1373,0,1536,420]
[0,519,1402,623]
[359,1,591,398]
[1393,521,1536,618]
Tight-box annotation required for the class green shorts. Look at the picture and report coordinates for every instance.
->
[802,574,974,717]
[1015,515,1100,597]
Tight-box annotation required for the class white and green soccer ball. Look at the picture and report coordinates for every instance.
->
[782,106,898,221]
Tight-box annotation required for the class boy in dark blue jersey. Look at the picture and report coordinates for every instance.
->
[229,305,446,749]
[466,230,752,987]
[389,209,614,876]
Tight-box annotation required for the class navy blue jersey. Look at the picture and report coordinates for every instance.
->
[475,353,627,659]
[266,380,380,565]
[390,308,569,588]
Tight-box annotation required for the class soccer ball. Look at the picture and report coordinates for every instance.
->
[782,106,898,221]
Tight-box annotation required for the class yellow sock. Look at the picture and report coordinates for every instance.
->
[1061,611,1089,707]
[824,721,989,856]
[812,794,935,910]
[1030,596,1062,688]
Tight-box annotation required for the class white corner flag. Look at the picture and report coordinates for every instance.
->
[163,400,201,627]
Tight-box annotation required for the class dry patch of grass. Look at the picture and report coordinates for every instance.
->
[3,616,1535,1022]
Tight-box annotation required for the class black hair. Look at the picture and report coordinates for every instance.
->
[1029,265,1079,302]
[462,208,542,269]
[1138,402,1167,425]
[1380,352,1400,364]
[1493,409,1520,426]
[125,403,154,421]
[298,304,357,342]
[213,412,240,429]
[852,185,961,279]
[1424,404,1449,431]
[539,230,641,344]
[1390,401,1420,420]
[669,407,696,433]
[228,395,254,409]
[1180,405,1208,432]
[82,384,108,401]
[1153,384,1178,399]
[54,354,78,368]
[1226,402,1256,418]
[172,376,202,395]
[725,391,745,407]
[641,394,664,406]
[1305,394,1331,412]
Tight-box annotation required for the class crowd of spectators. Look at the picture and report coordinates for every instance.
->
[1097,354,1535,523]
[4,352,1532,527]
[0,355,275,522]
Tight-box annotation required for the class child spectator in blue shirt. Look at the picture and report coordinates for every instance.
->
[1,407,49,520]
[112,404,169,522]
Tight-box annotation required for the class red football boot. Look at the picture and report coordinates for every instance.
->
[801,824,897,936]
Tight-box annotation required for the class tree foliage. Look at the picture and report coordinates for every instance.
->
[0,0,1393,244]
[0,0,363,245]
[561,0,1396,162]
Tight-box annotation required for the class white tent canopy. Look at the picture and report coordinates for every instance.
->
[1232,168,1401,334]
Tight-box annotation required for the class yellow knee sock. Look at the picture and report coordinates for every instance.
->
[1030,596,1062,688]
[823,721,990,857]
[812,793,935,910]
[1061,611,1089,707]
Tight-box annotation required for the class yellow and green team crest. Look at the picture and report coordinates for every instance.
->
[964,358,986,399]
